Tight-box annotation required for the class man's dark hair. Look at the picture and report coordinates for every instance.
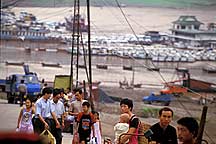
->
[53,88,61,97]
[159,107,174,117]
[67,87,71,91]
[177,117,199,137]
[74,88,82,94]
[20,80,25,83]
[82,101,90,108]
[120,98,133,111]
[42,87,53,95]
[59,88,65,93]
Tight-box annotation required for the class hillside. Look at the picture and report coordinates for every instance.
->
[2,0,216,8]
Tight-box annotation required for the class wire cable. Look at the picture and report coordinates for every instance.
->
[114,0,168,84]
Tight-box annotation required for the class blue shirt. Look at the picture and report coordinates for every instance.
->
[51,99,65,118]
[35,97,53,118]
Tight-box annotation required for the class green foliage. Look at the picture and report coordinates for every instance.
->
[141,107,160,118]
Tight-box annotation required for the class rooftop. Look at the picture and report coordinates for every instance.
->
[173,16,203,26]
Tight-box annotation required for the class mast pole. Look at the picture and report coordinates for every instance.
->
[87,0,94,111]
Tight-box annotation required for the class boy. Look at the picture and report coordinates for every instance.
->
[177,117,199,144]
[76,101,95,144]
[114,113,130,143]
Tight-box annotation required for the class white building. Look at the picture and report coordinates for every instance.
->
[170,16,216,48]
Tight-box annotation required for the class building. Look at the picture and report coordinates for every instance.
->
[170,16,216,48]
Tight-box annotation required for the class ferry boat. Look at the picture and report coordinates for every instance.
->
[65,14,88,32]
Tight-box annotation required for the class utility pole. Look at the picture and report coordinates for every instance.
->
[69,0,94,111]
[87,0,94,111]
[196,105,208,144]
[69,0,80,89]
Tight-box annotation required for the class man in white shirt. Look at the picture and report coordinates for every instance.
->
[34,87,60,134]
[51,89,65,144]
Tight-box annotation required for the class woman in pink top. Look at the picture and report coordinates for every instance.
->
[119,98,139,144]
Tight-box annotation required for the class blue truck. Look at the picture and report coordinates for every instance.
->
[0,65,41,104]
[142,92,174,106]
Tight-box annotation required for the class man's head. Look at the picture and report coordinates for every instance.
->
[42,87,53,100]
[20,80,25,84]
[120,98,133,113]
[59,88,65,98]
[158,107,174,128]
[177,117,199,144]
[66,87,71,93]
[74,88,83,101]
[82,101,90,113]
[52,88,61,103]
[120,113,130,123]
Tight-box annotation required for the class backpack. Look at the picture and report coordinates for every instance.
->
[130,115,151,144]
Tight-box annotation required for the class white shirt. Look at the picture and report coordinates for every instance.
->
[51,99,65,118]
[114,123,129,143]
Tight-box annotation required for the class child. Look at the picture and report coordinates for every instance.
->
[90,111,102,144]
[76,101,95,144]
[114,113,130,144]
[16,98,35,133]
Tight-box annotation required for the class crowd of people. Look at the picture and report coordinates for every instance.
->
[15,86,200,144]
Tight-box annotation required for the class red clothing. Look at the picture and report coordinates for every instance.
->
[128,115,139,144]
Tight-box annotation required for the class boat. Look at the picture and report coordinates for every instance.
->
[147,66,160,71]
[0,23,50,41]
[96,64,108,69]
[5,61,24,66]
[65,14,87,32]
[203,67,216,73]
[123,65,133,71]
[41,62,62,68]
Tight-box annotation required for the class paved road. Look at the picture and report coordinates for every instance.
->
[0,99,72,144]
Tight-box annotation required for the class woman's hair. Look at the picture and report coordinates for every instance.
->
[25,98,32,107]
[120,98,133,111]
[92,111,100,119]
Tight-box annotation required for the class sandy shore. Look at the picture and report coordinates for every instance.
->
[12,6,216,34]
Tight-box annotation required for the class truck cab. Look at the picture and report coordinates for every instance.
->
[142,92,173,106]
[6,73,41,103]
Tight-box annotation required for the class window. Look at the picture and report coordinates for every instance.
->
[181,25,186,29]
[194,26,199,30]
[177,25,180,29]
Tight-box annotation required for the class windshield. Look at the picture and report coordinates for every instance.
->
[17,75,39,84]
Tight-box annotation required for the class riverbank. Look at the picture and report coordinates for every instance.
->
[11,6,216,34]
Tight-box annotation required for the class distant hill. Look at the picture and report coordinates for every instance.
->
[2,0,216,8]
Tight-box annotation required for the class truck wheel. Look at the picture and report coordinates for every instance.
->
[144,101,152,104]
[7,93,14,104]
[14,97,19,104]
